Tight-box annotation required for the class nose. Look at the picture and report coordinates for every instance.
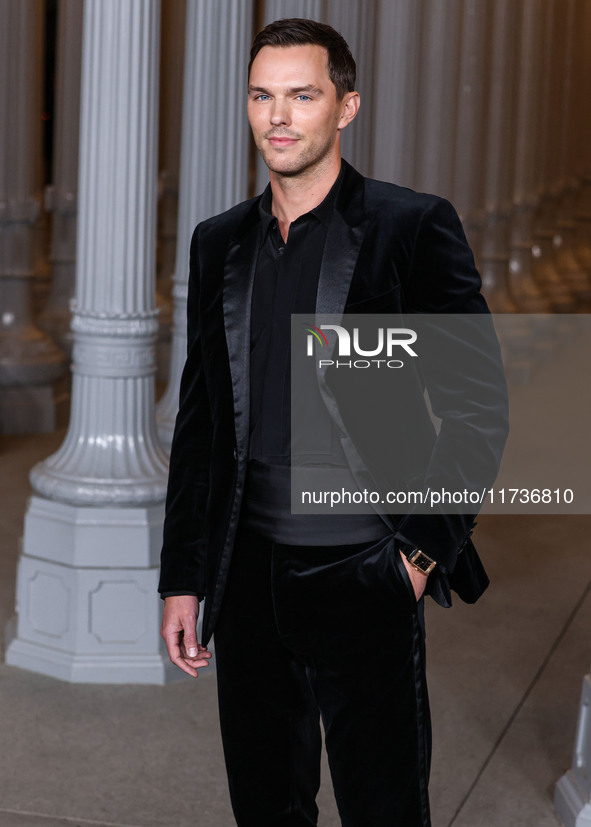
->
[270,98,290,126]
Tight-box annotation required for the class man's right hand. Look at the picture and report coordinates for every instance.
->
[161,595,211,678]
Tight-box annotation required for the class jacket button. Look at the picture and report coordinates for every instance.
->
[233,447,238,460]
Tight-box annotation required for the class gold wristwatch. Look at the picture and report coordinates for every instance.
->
[404,547,437,576]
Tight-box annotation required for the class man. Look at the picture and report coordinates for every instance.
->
[159,18,508,827]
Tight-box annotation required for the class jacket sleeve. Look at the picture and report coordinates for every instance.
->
[158,224,213,596]
[394,197,510,572]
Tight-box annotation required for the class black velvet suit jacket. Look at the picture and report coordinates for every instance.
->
[159,160,509,644]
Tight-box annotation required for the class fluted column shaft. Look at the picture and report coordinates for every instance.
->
[31,0,168,504]
[38,0,84,356]
[157,0,253,447]
[572,0,591,272]
[529,0,577,310]
[0,0,65,432]
[551,0,591,302]
[158,0,186,287]
[412,0,463,202]
[451,0,491,260]
[155,0,187,382]
[480,0,520,312]
[508,0,550,312]
[324,0,377,177]
[370,0,421,189]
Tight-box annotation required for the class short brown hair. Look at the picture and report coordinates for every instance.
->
[249,18,356,100]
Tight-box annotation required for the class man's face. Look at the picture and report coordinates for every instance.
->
[248,44,354,178]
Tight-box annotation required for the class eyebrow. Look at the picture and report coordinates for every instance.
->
[248,84,324,96]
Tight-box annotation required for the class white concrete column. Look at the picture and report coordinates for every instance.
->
[370,0,422,189]
[531,0,576,312]
[155,0,187,382]
[412,0,463,203]
[477,0,536,384]
[555,670,591,826]
[263,0,325,20]
[0,0,66,434]
[157,0,253,448]
[451,0,491,262]
[480,0,520,313]
[38,0,84,357]
[158,0,186,288]
[507,0,551,312]
[572,0,591,274]
[322,0,377,177]
[6,0,170,684]
[552,0,591,305]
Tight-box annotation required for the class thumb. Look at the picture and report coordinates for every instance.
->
[182,618,198,658]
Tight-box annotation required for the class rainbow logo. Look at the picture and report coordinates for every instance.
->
[303,324,329,356]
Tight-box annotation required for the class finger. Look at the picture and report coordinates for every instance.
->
[163,631,200,677]
[180,642,212,663]
[180,641,211,657]
[183,658,209,669]
[181,617,199,658]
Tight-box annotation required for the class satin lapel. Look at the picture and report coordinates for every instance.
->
[222,212,260,453]
[315,167,369,361]
[312,166,396,534]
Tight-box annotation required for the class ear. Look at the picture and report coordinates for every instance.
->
[338,91,360,131]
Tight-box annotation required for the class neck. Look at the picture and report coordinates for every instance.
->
[269,154,342,234]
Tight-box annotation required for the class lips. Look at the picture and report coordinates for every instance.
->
[268,137,298,147]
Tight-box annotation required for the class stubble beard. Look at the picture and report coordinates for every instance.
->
[257,132,338,180]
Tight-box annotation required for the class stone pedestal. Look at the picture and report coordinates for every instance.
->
[8,498,168,684]
[533,191,577,312]
[555,672,591,826]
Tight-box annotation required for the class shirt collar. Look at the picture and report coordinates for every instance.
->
[258,162,344,232]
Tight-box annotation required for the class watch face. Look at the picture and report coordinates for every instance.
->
[409,550,436,574]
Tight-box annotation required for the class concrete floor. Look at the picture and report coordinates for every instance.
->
[1,429,589,826]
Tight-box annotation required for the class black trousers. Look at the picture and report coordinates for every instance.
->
[214,524,432,827]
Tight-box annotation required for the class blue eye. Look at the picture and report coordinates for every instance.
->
[297,95,311,101]
[255,94,271,101]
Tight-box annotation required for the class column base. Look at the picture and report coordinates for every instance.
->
[554,674,591,826]
[5,634,172,684]
[555,772,591,827]
[4,496,173,685]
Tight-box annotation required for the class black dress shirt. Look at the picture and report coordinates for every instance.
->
[248,171,339,463]
[244,167,389,545]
